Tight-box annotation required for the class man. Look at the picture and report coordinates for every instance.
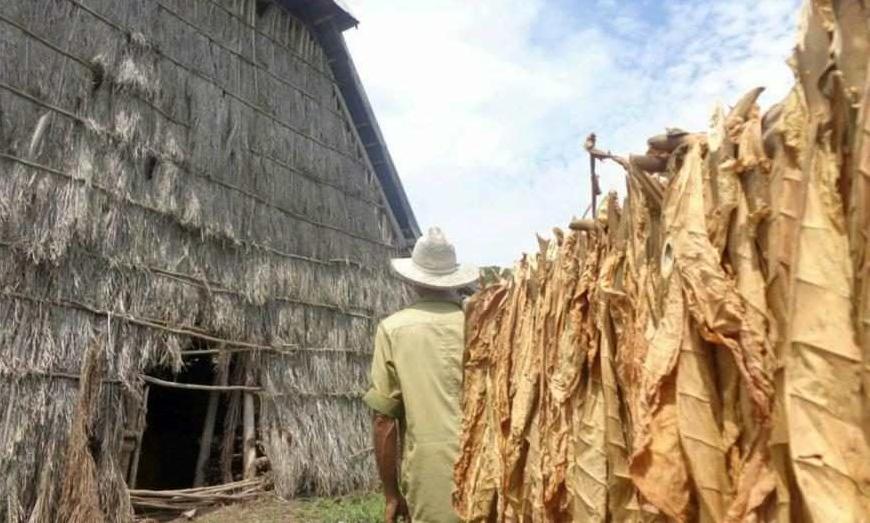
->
[363,228,479,523]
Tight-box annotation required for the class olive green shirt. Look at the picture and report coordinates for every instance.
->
[363,299,464,523]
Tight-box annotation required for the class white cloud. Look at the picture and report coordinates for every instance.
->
[343,0,801,266]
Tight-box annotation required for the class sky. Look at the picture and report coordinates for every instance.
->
[343,0,802,266]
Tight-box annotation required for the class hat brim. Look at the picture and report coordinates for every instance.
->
[390,258,480,289]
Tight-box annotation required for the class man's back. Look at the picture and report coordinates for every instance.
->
[366,227,477,523]
[365,299,465,523]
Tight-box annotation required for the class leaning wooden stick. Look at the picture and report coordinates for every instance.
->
[584,133,602,217]
[141,375,261,392]
[583,132,664,210]
[242,392,257,480]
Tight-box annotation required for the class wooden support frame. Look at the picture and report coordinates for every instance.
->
[193,379,222,487]
[242,391,257,479]
[127,385,150,489]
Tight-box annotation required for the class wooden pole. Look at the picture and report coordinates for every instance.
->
[584,133,601,218]
[590,149,598,218]
[221,389,242,483]
[583,132,634,219]
[220,354,245,483]
[242,354,258,480]
[128,385,150,489]
[193,378,222,487]
[141,375,260,392]
[242,391,257,479]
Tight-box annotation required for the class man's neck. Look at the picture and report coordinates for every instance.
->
[415,288,460,303]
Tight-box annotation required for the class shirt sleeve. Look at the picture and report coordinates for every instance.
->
[363,324,403,418]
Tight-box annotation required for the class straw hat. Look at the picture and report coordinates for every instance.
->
[391,227,479,289]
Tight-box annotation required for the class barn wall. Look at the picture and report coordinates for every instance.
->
[0,0,409,520]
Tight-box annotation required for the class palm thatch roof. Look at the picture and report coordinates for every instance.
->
[0,0,416,520]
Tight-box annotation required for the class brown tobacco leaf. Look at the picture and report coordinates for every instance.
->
[567,364,607,522]
[630,373,691,522]
[669,144,774,419]
[786,141,870,521]
[786,131,870,522]
[829,0,868,101]
[763,83,810,523]
[541,234,588,519]
[783,2,870,520]
[841,0,870,474]
[597,247,647,522]
[677,320,731,522]
[629,269,691,522]
[706,103,741,255]
[723,187,779,521]
[454,285,508,522]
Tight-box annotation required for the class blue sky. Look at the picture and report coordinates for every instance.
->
[343,0,801,266]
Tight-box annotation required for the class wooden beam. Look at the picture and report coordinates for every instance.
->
[127,385,150,489]
[193,391,219,487]
[142,375,261,392]
[242,392,257,479]
[312,13,336,26]
[193,367,223,487]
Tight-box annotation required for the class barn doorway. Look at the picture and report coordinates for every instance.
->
[129,349,248,492]
[134,355,218,489]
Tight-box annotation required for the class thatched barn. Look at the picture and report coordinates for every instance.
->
[0,0,419,520]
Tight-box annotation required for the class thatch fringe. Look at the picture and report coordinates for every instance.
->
[196,0,334,85]
[64,0,358,154]
[1,370,364,399]
[0,133,390,250]
[0,149,391,269]
[67,0,368,169]
[0,241,381,318]
[0,19,392,253]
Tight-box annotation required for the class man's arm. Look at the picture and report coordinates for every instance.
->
[373,413,408,522]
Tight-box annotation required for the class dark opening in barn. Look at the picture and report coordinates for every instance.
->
[134,354,236,490]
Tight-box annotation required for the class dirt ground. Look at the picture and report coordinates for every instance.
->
[169,493,384,523]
